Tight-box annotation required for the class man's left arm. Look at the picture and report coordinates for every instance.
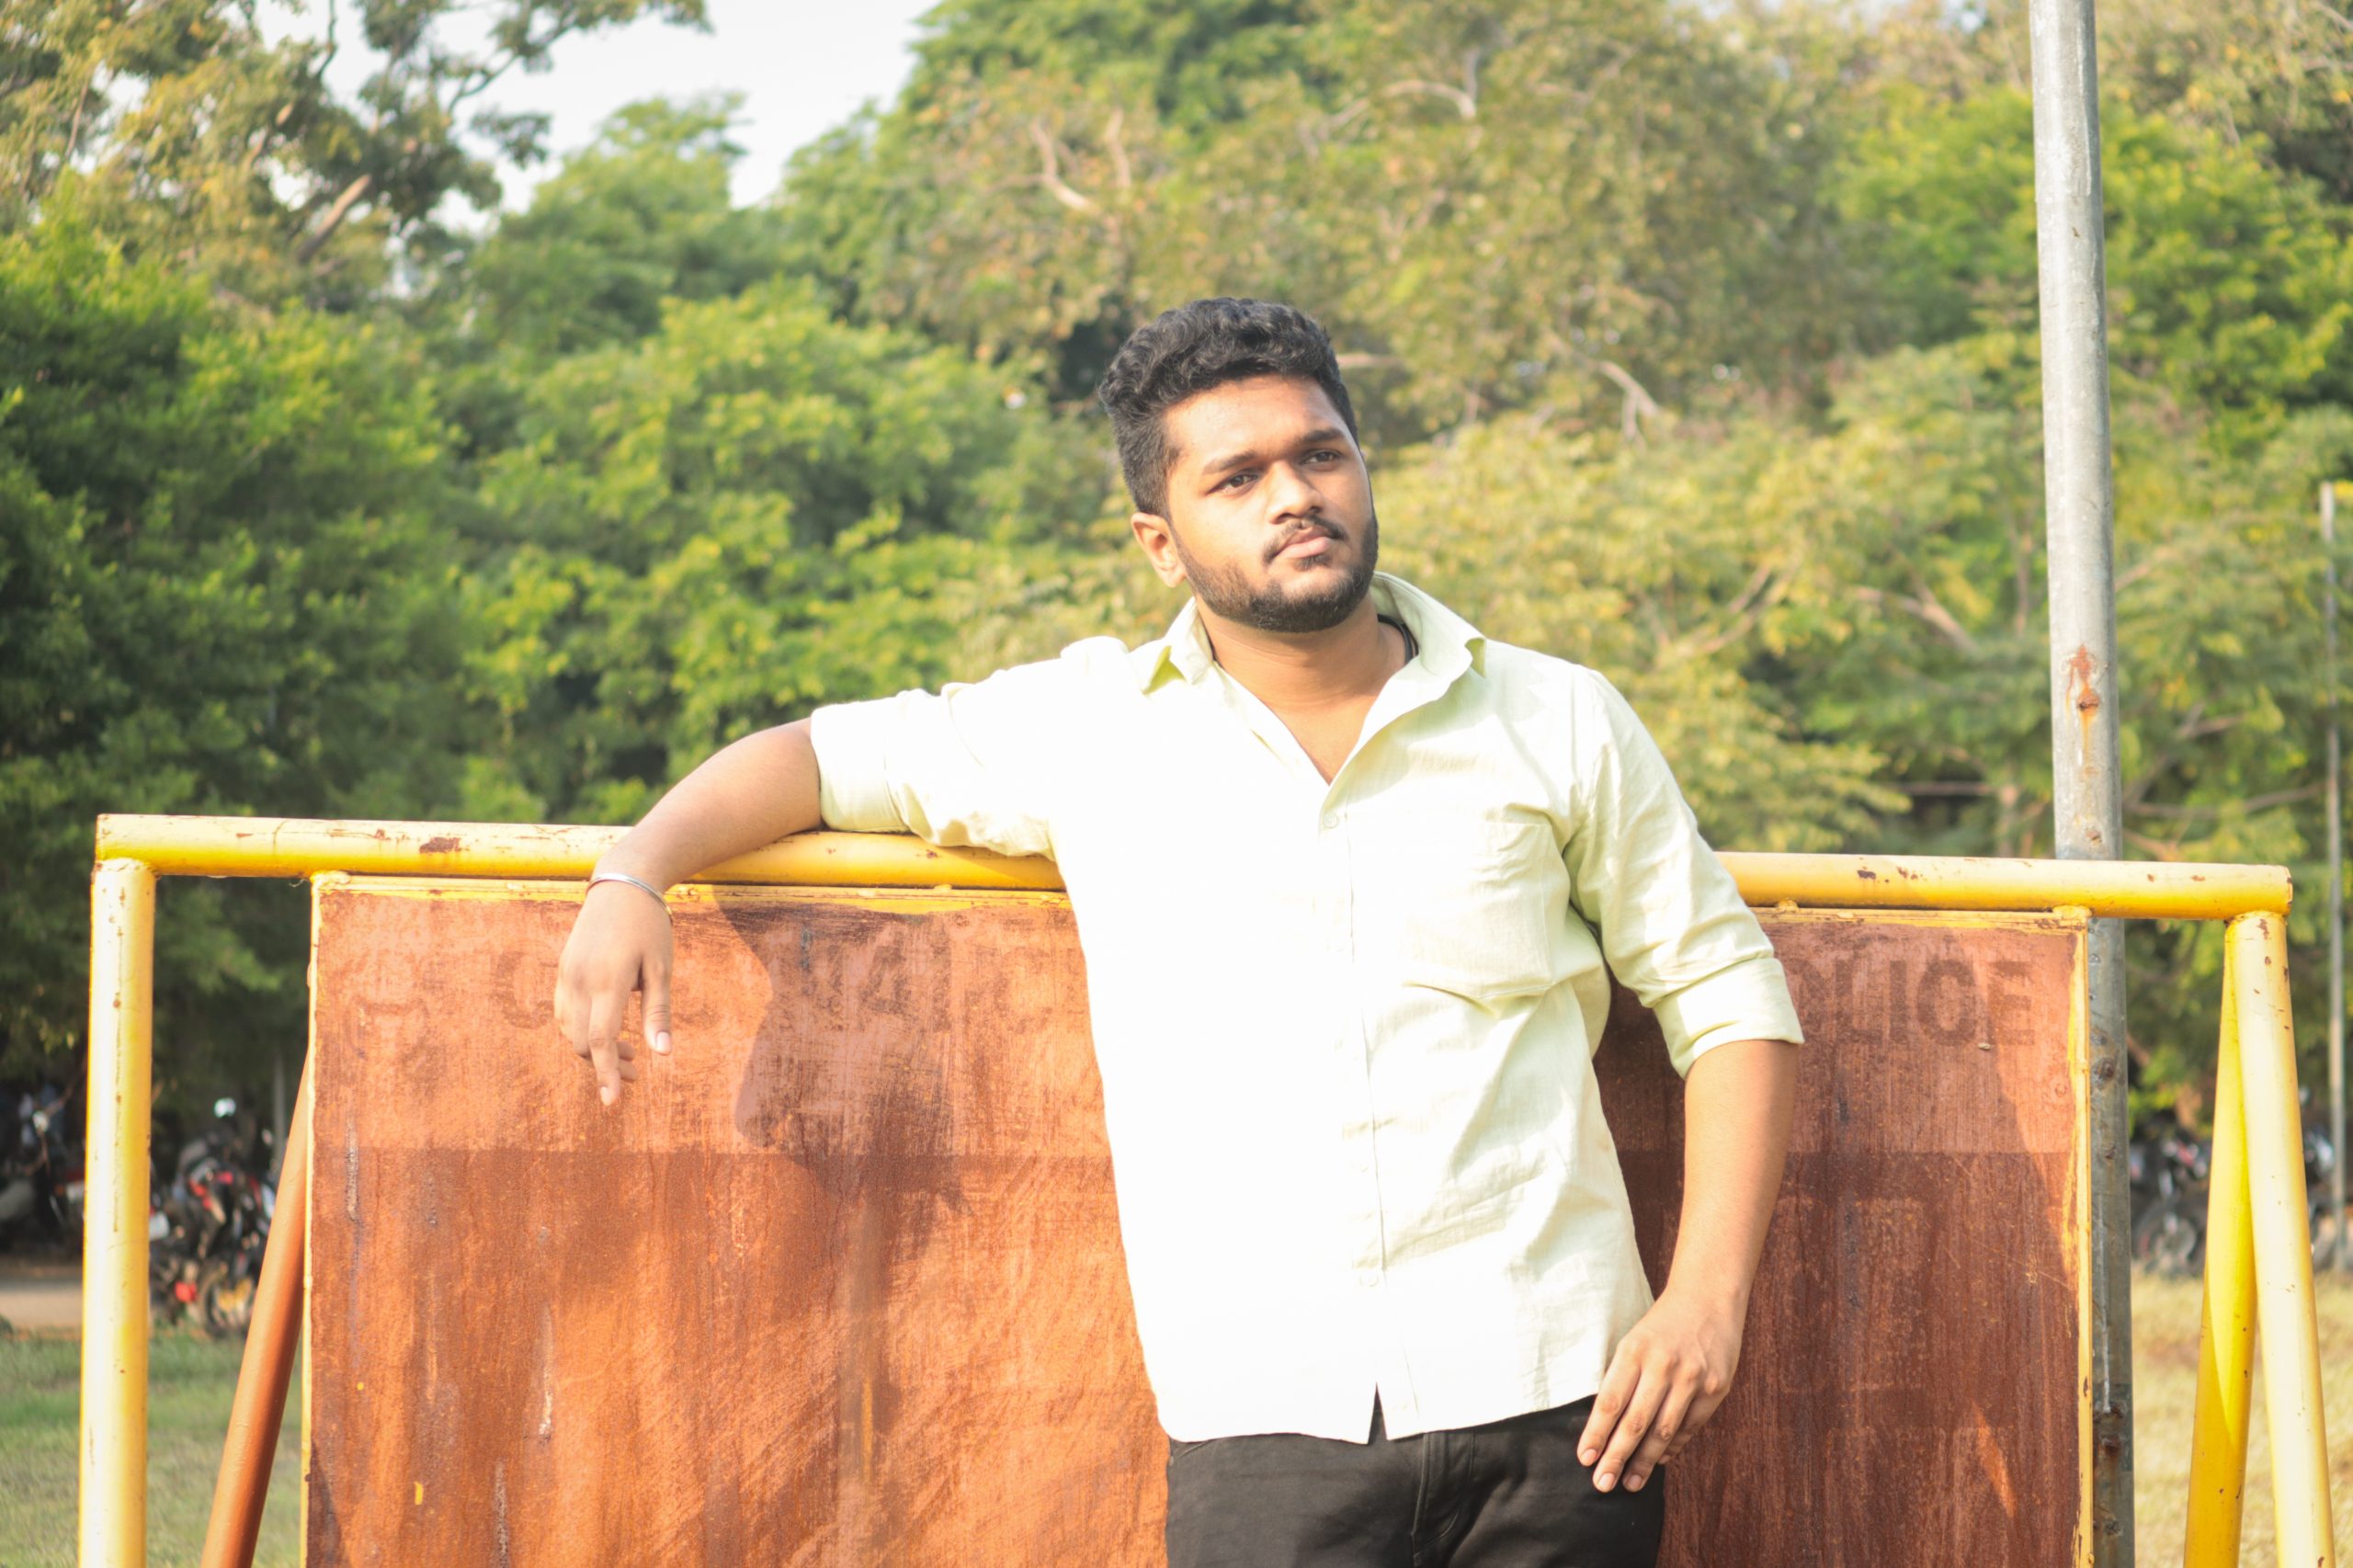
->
[1576,1034,1798,1494]
[1554,670,1803,1495]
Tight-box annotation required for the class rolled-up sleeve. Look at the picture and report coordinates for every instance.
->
[1562,671,1802,1076]
[805,657,1067,860]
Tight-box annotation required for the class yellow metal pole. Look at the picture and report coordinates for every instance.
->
[93,815,1063,891]
[2183,955,2255,1566]
[89,814,2296,918]
[80,858,154,1568]
[2228,912,2337,1566]
[1720,852,2289,920]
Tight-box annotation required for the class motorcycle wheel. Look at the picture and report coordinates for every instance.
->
[2313,1200,2347,1272]
[201,1268,257,1337]
[2133,1195,2206,1278]
[171,1259,227,1339]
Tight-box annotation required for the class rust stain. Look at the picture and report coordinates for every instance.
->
[1856,867,1880,881]
[2064,645,2100,713]
[492,1462,511,1568]
[1972,1415,2022,1521]
[418,835,463,855]
[2063,642,2104,794]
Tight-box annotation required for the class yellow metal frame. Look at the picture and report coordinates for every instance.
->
[78,813,2336,1566]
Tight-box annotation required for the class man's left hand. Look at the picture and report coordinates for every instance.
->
[1575,1286,1745,1494]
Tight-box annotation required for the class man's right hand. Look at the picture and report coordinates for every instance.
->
[542,718,828,1108]
[553,879,675,1107]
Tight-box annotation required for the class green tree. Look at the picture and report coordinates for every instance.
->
[777,0,1870,440]
[0,0,706,305]
[421,94,794,465]
[0,207,464,1088]
[455,278,1096,823]
[454,96,788,359]
[1838,87,2353,421]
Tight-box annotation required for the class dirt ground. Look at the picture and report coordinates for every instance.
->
[0,1256,80,1335]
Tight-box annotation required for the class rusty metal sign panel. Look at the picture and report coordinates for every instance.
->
[1598,909,2089,1566]
[305,881,2086,1566]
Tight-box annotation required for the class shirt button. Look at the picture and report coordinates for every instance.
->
[1356,1265,1381,1286]
[1321,812,1340,830]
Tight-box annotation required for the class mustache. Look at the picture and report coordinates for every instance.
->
[1267,519,1342,561]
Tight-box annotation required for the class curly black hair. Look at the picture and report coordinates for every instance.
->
[1095,298,1360,517]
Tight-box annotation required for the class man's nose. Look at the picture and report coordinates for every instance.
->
[1264,460,1320,518]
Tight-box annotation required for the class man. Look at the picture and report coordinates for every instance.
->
[554,298,1802,1567]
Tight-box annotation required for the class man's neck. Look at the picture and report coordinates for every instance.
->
[1195,595,1399,716]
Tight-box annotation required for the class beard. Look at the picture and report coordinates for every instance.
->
[1170,508,1381,634]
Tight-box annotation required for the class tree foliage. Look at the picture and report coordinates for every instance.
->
[0,206,461,1085]
[0,0,704,304]
[454,278,1080,823]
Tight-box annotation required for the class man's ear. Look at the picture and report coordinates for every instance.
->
[1130,511,1188,588]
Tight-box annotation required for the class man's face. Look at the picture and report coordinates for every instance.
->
[1133,375,1378,634]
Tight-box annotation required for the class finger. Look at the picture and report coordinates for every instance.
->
[565,1006,593,1061]
[1621,1378,1699,1492]
[1594,1366,1668,1492]
[554,979,584,1056]
[566,983,639,1067]
[585,992,624,1107]
[594,1041,641,1083]
[642,962,673,1056]
[1662,1369,1733,1463]
[1579,1349,1642,1467]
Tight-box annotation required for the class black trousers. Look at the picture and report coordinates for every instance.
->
[1164,1394,1666,1568]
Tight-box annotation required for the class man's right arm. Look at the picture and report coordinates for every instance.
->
[551,719,824,1108]
[553,649,1081,1107]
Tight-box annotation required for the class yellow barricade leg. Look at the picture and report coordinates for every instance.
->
[2228,913,2337,1567]
[2185,959,2256,1565]
[80,858,154,1568]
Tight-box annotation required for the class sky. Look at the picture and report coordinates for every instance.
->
[267,0,938,210]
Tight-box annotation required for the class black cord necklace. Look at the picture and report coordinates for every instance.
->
[1378,613,1419,663]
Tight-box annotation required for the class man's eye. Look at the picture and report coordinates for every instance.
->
[1220,472,1255,491]
[1307,449,1342,463]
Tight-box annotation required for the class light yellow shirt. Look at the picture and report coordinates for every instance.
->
[807,571,1802,1443]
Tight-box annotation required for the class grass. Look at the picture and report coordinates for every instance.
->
[0,1331,301,1568]
[2132,1268,2353,1564]
[0,1278,2346,1564]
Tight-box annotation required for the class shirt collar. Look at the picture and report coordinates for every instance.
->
[1130,572,1487,693]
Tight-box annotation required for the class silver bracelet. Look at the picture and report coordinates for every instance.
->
[587,869,671,917]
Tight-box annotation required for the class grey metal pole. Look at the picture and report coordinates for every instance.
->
[2328,478,2347,1270]
[2026,0,2132,1558]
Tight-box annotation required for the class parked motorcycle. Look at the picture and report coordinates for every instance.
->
[2130,1113,2211,1278]
[149,1096,275,1335]
[2308,1124,2343,1272]
[0,1085,85,1253]
[2126,1114,2342,1278]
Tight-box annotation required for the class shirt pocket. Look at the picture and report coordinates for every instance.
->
[1382,813,1565,1006]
